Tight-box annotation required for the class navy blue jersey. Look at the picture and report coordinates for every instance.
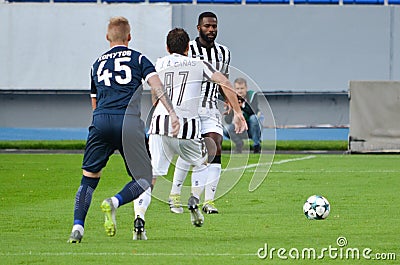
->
[90,45,156,116]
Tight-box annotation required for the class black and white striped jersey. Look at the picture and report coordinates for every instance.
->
[189,37,231,109]
[148,53,217,139]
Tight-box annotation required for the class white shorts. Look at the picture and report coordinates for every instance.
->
[198,107,223,136]
[149,134,207,176]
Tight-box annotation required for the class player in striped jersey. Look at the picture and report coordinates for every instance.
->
[169,12,231,214]
[132,28,246,236]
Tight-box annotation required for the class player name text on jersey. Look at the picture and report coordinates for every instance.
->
[158,59,198,69]
[98,50,132,62]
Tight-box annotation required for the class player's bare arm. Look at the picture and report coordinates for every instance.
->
[150,87,158,106]
[91,98,97,110]
[147,74,180,136]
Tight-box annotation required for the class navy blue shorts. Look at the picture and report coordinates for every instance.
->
[82,114,152,182]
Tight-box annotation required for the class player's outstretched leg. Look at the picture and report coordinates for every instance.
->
[101,178,150,237]
[101,198,117,236]
[188,196,204,227]
[133,215,147,240]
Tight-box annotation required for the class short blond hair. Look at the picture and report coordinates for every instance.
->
[107,16,131,43]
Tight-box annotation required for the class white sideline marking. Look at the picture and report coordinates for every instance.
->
[271,169,400,173]
[223,155,316,172]
[0,252,255,257]
[273,155,316,164]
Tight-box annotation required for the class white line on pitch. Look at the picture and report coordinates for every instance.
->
[0,252,256,257]
[223,155,316,172]
[273,155,316,164]
[270,169,400,173]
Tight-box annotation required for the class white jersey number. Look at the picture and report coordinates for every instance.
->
[97,57,132,86]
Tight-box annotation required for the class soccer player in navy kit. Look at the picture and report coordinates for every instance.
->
[67,16,179,243]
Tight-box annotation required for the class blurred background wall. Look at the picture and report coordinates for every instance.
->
[1,3,399,139]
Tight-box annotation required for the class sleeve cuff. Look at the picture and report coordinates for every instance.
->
[144,71,158,83]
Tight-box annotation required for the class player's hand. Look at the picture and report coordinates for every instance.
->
[170,113,180,137]
[233,112,248,134]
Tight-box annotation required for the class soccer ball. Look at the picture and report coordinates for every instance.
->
[303,195,330,220]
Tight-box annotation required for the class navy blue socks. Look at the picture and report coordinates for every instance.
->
[115,178,150,207]
[73,176,99,227]
[72,176,149,227]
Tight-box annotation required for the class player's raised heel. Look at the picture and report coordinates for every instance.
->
[188,196,204,227]
[67,230,83,243]
[169,194,184,214]
[202,201,219,214]
[101,198,117,237]
[133,215,147,240]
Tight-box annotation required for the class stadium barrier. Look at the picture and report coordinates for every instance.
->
[349,81,400,153]
[4,0,400,4]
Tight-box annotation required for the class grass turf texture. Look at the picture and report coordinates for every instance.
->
[0,140,348,151]
[1,153,399,264]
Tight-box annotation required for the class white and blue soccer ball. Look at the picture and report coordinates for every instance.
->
[303,195,330,220]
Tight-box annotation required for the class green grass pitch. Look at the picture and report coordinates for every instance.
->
[0,153,399,264]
